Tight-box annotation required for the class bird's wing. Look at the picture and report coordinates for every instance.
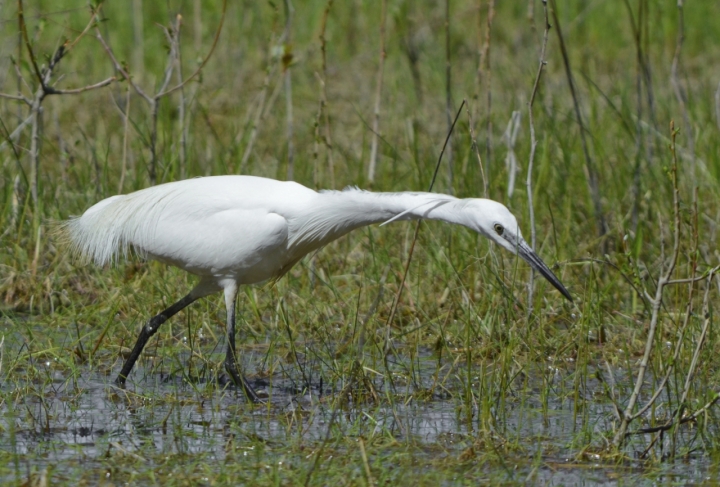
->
[142,207,290,283]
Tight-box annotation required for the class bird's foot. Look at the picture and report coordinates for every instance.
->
[225,363,264,403]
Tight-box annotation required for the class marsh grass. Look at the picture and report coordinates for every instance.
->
[1,0,720,484]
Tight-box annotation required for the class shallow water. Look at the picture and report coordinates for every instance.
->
[1,349,717,485]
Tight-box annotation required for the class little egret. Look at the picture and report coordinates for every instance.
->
[65,175,571,401]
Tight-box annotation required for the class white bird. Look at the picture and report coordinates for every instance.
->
[65,175,571,401]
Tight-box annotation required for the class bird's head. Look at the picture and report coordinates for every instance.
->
[465,199,573,302]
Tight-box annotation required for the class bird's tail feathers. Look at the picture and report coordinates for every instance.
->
[61,191,169,266]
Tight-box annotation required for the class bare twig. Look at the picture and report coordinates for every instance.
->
[95,0,227,184]
[367,0,387,184]
[526,0,550,311]
[630,393,720,436]
[5,2,112,210]
[175,16,188,180]
[629,201,699,423]
[631,272,717,442]
[118,84,131,194]
[157,0,226,98]
[48,77,115,95]
[240,64,279,173]
[613,121,682,448]
[669,191,703,453]
[17,0,43,84]
[0,92,31,104]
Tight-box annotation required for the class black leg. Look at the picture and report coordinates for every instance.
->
[224,285,261,402]
[115,293,199,386]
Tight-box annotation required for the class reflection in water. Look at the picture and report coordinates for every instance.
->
[0,354,714,485]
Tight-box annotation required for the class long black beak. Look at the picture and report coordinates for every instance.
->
[517,241,573,302]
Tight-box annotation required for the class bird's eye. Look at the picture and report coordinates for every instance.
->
[494,224,504,236]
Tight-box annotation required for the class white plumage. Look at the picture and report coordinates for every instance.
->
[65,175,571,400]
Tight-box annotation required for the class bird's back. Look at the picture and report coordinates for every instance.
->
[65,176,318,283]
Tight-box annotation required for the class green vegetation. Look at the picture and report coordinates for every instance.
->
[1,0,719,484]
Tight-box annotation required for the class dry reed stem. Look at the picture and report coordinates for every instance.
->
[525,0,550,312]
[313,0,335,188]
[367,0,387,184]
[283,0,295,180]
[670,0,694,181]
[464,99,487,197]
[444,0,454,193]
[549,0,606,240]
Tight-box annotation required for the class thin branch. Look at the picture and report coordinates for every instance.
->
[95,29,152,103]
[174,14,188,180]
[156,0,227,98]
[46,76,115,95]
[17,0,43,84]
[0,113,33,152]
[613,121,682,448]
[629,393,720,436]
[158,22,180,96]
[0,92,31,104]
[630,251,699,422]
[666,264,720,285]
[526,0,550,312]
[118,84,131,194]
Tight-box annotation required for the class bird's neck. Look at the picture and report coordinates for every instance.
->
[341,189,465,225]
[287,189,469,254]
